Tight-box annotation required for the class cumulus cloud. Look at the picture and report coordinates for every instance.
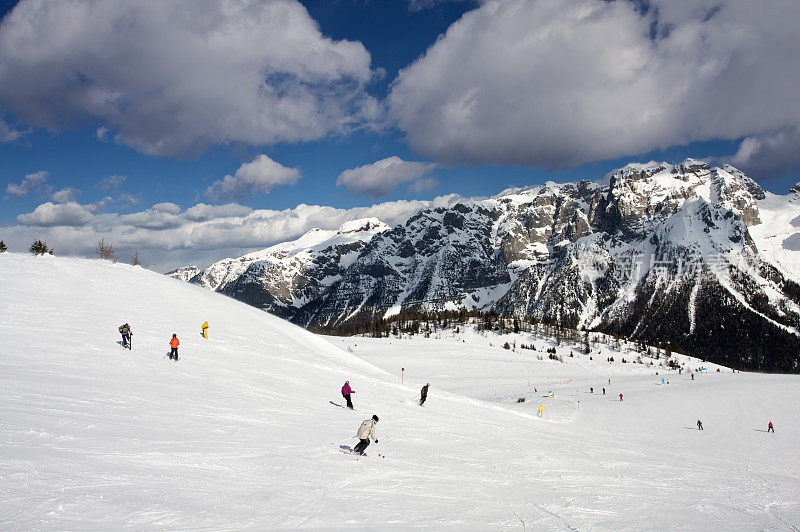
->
[5,170,48,197]
[389,0,800,176]
[5,194,462,272]
[120,204,183,230]
[729,127,800,181]
[0,0,378,156]
[183,203,253,222]
[336,156,438,198]
[16,201,94,226]
[152,202,181,215]
[206,154,301,201]
[96,175,126,192]
[52,187,79,203]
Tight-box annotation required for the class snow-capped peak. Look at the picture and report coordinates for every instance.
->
[337,218,390,234]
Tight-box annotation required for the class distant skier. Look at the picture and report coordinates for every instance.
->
[169,334,179,361]
[590,387,593,393]
[602,387,605,395]
[342,381,354,410]
[619,393,623,402]
[353,415,379,455]
[768,421,774,433]
[118,323,132,349]
[697,419,703,430]
[420,383,430,406]
[691,373,694,380]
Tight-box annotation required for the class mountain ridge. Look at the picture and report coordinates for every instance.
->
[168,160,800,371]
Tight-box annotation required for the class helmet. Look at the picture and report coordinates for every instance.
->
[172,333,176,338]
[372,415,379,422]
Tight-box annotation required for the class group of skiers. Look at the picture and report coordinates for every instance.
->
[117,323,182,361]
[340,379,431,455]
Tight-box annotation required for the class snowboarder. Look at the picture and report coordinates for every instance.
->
[342,380,354,410]
[619,393,623,402]
[697,419,703,430]
[169,334,179,361]
[118,323,132,349]
[768,421,774,433]
[420,383,430,406]
[201,321,209,339]
[353,415,379,455]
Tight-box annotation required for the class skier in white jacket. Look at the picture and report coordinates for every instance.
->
[353,415,379,455]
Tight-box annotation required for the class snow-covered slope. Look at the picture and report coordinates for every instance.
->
[1,253,799,528]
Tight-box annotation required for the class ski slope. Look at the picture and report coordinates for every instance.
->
[1,253,798,530]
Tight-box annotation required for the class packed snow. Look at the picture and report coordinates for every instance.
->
[1,253,798,529]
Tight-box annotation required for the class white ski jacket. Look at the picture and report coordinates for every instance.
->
[357,419,377,441]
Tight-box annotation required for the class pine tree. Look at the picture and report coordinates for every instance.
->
[0,240,6,253]
[131,251,141,266]
[29,239,52,255]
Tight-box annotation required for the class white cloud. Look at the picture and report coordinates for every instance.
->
[119,205,182,230]
[6,170,48,197]
[389,0,800,175]
[118,194,140,205]
[4,194,462,272]
[52,187,79,203]
[96,175,126,192]
[206,154,301,201]
[183,203,253,222]
[16,201,93,226]
[0,118,27,142]
[152,202,181,215]
[336,156,438,198]
[729,127,800,181]
[0,0,378,156]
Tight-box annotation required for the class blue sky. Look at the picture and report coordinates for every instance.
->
[1,0,799,271]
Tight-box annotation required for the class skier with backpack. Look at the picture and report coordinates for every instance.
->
[342,380,354,410]
[118,323,132,349]
[169,334,179,361]
[353,415,379,455]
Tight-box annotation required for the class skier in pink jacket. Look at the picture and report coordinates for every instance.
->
[342,381,354,410]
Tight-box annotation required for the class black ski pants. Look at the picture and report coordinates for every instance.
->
[353,438,370,455]
[344,393,353,409]
[170,347,178,360]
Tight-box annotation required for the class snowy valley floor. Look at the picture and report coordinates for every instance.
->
[1,254,799,530]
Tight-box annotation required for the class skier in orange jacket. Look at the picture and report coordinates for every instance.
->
[169,334,179,361]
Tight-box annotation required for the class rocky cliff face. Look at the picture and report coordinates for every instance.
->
[168,161,800,372]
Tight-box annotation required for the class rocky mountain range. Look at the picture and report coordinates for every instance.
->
[168,160,800,372]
